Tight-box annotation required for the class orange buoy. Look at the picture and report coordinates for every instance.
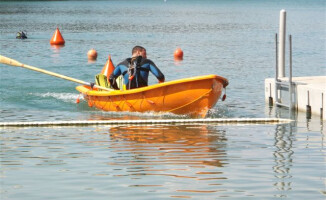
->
[174,47,183,60]
[50,28,65,45]
[87,49,98,60]
[100,55,115,78]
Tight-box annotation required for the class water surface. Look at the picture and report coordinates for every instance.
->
[0,0,325,199]
[1,123,325,199]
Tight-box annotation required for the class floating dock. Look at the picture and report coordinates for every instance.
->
[265,10,325,120]
[265,76,325,119]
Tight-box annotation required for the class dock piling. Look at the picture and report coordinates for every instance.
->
[306,91,311,119]
[278,9,286,78]
[321,93,323,119]
[269,83,273,107]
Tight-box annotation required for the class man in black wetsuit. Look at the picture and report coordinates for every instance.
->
[109,46,165,90]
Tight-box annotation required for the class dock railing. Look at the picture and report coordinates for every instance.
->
[274,34,295,111]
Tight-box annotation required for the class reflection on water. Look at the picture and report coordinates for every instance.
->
[267,106,325,133]
[273,124,294,196]
[50,44,65,51]
[109,125,228,168]
[1,123,325,199]
[106,125,229,196]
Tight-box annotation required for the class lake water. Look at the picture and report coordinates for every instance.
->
[0,0,325,199]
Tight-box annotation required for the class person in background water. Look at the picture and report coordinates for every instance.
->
[109,46,165,90]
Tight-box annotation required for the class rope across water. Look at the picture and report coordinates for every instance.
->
[0,118,292,127]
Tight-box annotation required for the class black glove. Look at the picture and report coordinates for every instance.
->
[109,74,119,90]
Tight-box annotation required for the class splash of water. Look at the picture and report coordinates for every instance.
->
[32,92,82,103]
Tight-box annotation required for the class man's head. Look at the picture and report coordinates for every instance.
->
[132,46,147,59]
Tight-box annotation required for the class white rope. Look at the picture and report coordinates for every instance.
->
[0,118,292,127]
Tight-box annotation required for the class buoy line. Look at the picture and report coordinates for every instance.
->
[0,118,292,127]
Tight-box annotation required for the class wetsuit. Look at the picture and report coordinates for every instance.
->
[109,56,165,90]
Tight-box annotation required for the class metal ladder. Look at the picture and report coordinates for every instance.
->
[274,34,295,111]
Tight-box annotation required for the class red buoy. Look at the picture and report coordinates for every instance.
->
[50,28,65,45]
[222,94,226,101]
[174,47,183,60]
[87,49,98,60]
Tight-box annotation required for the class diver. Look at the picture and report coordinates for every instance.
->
[109,46,165,90]
[16,31,27,39]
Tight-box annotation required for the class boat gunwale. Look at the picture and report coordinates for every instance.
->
[76,74,228,97]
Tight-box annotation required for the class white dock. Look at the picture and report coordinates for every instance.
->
[265,10,325,120]
[265,76,326,119]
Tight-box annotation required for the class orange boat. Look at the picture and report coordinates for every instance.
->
[76,74,228,118]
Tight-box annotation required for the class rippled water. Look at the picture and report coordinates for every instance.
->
[1,124,325,199]
[0,0,325,199]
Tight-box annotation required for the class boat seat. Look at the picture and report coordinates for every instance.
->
[95,74,125,91]
[117,75,124,90]
[95,74,109,90]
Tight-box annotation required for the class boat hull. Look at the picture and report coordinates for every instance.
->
[76,74,228,118]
